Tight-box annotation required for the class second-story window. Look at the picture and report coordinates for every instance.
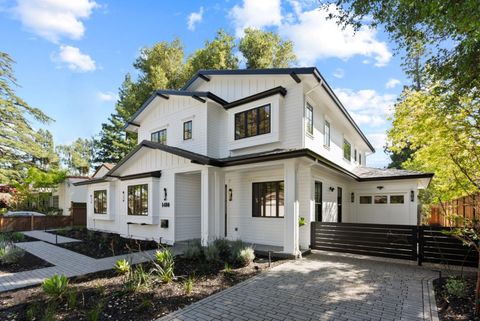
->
[343,139,352,161]
[324,120,331,148]
[151,129,167,145]
[354,149,357,162]
[183,121,192,140]
[305,103,313,135]
[235,104,271,140]
[359,153,362,165]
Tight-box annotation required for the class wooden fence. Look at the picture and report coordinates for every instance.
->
[311,222,479,267]
[429,193,479,226]
[0,202,86,232]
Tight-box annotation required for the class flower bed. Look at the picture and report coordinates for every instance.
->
[48,227,159,258]
[434,275,480,321]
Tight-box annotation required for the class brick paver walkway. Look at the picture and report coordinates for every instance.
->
[158,252,439,321]
[22,230,80,244]
[0,241,157,292]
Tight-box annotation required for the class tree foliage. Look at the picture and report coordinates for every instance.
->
[57,138,94,176]
[239,28,296,69]
[0,52,53,184]
[94,29,296,164]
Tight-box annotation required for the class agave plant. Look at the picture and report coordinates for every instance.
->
[42,274,69,301]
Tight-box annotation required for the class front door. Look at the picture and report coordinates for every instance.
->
[224,184,228,237]
[337,187,343,223]
[315,181,322,221]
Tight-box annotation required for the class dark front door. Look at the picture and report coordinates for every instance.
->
[337,187,342,223]
[224,185,228,237]
[315,181,322,221]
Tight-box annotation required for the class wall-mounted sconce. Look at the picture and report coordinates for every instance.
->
[376,186,384,190]
[329,187,335,192]
[122,191,125,202]
[410,190,415,202]
[351,192,355,203]
[228,188,233,201]
[90,194,92,204]
[164,188,168,201]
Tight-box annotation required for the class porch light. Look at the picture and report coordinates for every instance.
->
[351,192,354,203]
[410,190,415,202]
[376,186,384,190]
[329,187,335,192]
[122,191,125,202]
[90,194,92,204]
[228,188,233,201]
[164,188,168,201]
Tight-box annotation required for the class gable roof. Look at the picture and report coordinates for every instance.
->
[74,142,432,186]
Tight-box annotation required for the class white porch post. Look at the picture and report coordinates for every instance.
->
[284,159,300,256]
[201,167,224,246]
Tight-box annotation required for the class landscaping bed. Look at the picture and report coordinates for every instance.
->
[434,275,480,321]
[0,231,53,275]
[49,227,159,258]
[0,247,285,321]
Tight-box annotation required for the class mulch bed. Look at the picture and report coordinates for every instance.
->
[0,251,53,274]
[434,275,480,321]
[48,227,159,258]
[0,255,285,321]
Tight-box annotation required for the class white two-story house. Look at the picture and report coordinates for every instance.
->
[76,67,432,256]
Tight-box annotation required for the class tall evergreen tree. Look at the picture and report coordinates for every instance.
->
[58,138,94,176]
[0,52,53,184]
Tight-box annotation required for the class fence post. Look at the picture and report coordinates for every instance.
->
[30,215,34,231]
[418,226,424,266]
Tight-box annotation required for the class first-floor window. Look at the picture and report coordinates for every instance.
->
[151,129,167,144]
[315,181,322,221]
[94,190,107,214]
[390,195,405,204]
[183,120,192,140]
[343,139,352,161]
[51,195,59,208]
[374,195,388,204]
[128,184,148,215]
[252,181,284,217]
[359,196,372,204]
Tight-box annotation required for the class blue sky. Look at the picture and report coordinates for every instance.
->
[0,0,408,167]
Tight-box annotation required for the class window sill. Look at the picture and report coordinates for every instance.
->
[126,214,159,225]
[323,145,330,150]
[252,216,284,219]
[92,213,114,221]
[305,132,314,139]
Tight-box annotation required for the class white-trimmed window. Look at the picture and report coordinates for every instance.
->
[127,184,148,216]
[93,190,107,214]
[235,104,271,140]
[374,195,388,204]
[343,139,352,161]
[359,153,362,165]
[183,120,192,140]
[324,121,331,147]
[390,195,405,204]
[151,129,167,144]
[305,103,313,135]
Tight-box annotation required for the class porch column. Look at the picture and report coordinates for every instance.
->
[284,159,300,256]
[200,167,224,245]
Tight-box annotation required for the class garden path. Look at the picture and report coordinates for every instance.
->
[22,230,80,244]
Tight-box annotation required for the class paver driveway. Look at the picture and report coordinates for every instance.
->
[159,252,439,321]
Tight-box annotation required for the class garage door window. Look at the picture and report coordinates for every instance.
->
[359,196,372,204]
[390,195,405,204]
[374,195,388,204]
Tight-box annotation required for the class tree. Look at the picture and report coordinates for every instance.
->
[325,0,480,103]
[239,28,297,69]
[58,138,94,176]
[0,52,53,184]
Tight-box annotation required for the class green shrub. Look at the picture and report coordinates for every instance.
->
[183,240,202,260]
[0,231,25,242]
[0,241,25,264]
[87,301,104,321]
[42,303,57,321]
[203,244,220,263]
[114,259,131,275]
[183,276,194,295]
[231,241,255,267]
[26,303,40,321]
[224,262,233,274]
[67,290,77,310]
[125,265,150,292]
[445,276,467,299]
[213,238,231,260]
[42,274,69,301]
[154,248,174,267]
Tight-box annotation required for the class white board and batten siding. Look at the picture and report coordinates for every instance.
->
[174,173,201,242]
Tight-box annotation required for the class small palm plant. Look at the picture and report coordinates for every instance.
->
[42,274,69,301]
[114,259,131,275]
[153,248,175,283]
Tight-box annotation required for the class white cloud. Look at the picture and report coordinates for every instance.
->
[280,5,392,66]
[54,45,96,72]
[13,0,98,43]
[335,88,396,127]
[97,91,117,102]
[187,6,204,31]
[385,78,401,89]
[333,68,345,79]
[229,0,282,37]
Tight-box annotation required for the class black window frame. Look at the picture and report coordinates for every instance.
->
[324,120,331,147]
[343,138,352,161]
[234,104,271,140]
[359,153,362,165]
[314,181,322,221]
[305,103,313,135]
[151,128,167,144]
[252,181,284,218]
[183,120,192,140]
[93,190,107,214]
[127,184,149,216]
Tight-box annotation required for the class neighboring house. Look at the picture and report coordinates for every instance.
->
[75,67,433,256]
[52,176,89,215]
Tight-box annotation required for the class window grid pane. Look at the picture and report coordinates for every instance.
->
[183,121,192,140]
[305,104,313,135]
[94,190,107,214]
[343,139,351,161]
[324,121,330,147]
[235,104,271,140]
[252,181,284,218]
[127,184,148,215]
